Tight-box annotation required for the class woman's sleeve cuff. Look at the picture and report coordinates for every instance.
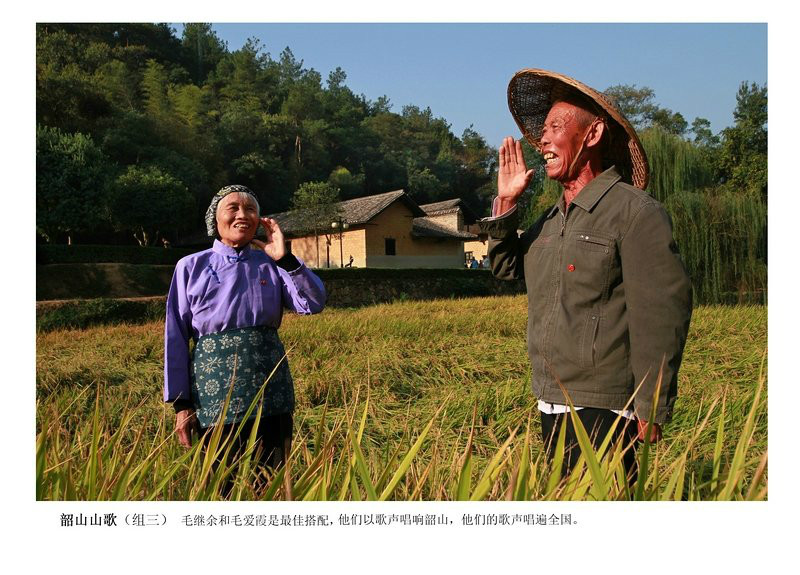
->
[276,254,302,272]
[171,398,194,413]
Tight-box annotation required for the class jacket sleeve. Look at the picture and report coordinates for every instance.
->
[276,255,327,315]
[620,202,693,424]
[164,260,193,404]
[478,203,539,282]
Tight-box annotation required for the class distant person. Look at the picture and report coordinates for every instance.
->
[345,255,354,267]
[469,258,479,269]
[480,69,692,483]
[481,256,490,269]
[161,237,171,248]
[164,185,326,495]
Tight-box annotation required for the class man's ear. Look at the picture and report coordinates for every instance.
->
[586,118,606,148]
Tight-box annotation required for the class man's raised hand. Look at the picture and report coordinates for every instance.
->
[496,137,535,214]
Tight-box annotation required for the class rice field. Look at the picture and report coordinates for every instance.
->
[35,296,767,500]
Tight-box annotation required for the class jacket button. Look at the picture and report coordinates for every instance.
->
[260,279,267,285]
[567,264,575,272]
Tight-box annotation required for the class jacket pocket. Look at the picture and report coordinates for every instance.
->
[580,308,601,370]
[564,230,616,306]
[576,233,612,253]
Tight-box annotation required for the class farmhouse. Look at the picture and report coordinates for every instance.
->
[417,198,490,267]
[270,190,483,268]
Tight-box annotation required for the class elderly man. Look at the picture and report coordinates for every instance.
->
[480,69,692,481]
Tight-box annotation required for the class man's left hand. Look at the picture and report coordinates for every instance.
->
[252,217,286,261]
[637,419,662,442]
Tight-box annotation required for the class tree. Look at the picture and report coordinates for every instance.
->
[292,181,341,267]
[718,82,767,200]
[456,126,496,215]
[407,166,445,204]
[109,165,195,246]
[604,84,687,135]
[277,47,304,85]
[36,125,111,244]
[36,27,114,135]
[690,117,720,148]
[649,109,688,136]
[181,23,227,84]
[603,84,658,130]
[689,117,721,178]
[328,166,365,199]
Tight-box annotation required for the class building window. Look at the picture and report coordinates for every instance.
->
[385,238,396,256]
[464,251,473,266]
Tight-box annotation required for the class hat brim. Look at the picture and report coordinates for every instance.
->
[507,69,649,190]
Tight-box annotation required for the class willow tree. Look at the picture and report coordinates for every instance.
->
[642,125,764,303]
[639,126,716,203]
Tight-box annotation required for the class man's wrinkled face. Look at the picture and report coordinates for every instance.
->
[216,192,259,248]
[540,101,593,183]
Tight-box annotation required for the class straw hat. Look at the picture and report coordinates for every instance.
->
[507,68,649,190]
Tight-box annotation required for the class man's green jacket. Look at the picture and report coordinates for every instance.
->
[480,167,692,424]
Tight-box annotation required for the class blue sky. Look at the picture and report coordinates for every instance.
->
[171,23,767,147]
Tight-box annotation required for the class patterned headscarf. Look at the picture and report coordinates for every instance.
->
[205,185,260,238]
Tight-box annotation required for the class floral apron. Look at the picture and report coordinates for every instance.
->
[190,325,294,428]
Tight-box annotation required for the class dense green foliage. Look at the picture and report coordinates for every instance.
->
[36,23,496,247]
[36,125,112,244]
[36,298,767,500]
[110,165,196,245]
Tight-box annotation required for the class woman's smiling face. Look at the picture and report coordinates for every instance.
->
[216,192,260,248]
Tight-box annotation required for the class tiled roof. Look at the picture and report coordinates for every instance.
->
[419,199,462,214]
[336,190,426,223]
[269,190,427,236]
[411,217,478,240]
[420,198,480,224]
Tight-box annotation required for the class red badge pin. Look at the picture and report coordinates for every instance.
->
[260,279,267,285]
[567,264,575,272]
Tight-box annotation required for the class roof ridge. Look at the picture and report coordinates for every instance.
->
[336,189,405,207]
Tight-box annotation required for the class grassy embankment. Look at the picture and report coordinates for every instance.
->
[36,296,767,501]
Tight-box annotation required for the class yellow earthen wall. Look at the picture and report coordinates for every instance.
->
[364,202,463,268]
[288,228,367,268]
[426,212,462,230]
[463,238,489,262]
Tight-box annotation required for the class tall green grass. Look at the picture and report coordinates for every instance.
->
[36,297,767,500]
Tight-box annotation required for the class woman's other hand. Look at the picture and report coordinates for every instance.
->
[176,409,199,448]
[252,217,286,261]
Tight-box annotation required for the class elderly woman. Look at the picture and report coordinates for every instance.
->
[164,184,326,479]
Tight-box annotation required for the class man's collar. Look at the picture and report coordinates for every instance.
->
[570,166,621,212]
[546,166,622,217]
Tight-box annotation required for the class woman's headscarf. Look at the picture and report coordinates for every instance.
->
[205,185,260,238]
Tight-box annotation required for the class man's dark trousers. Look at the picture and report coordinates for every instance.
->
[540,408,639,488]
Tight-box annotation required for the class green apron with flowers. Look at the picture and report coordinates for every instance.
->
[190,325,294,428]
